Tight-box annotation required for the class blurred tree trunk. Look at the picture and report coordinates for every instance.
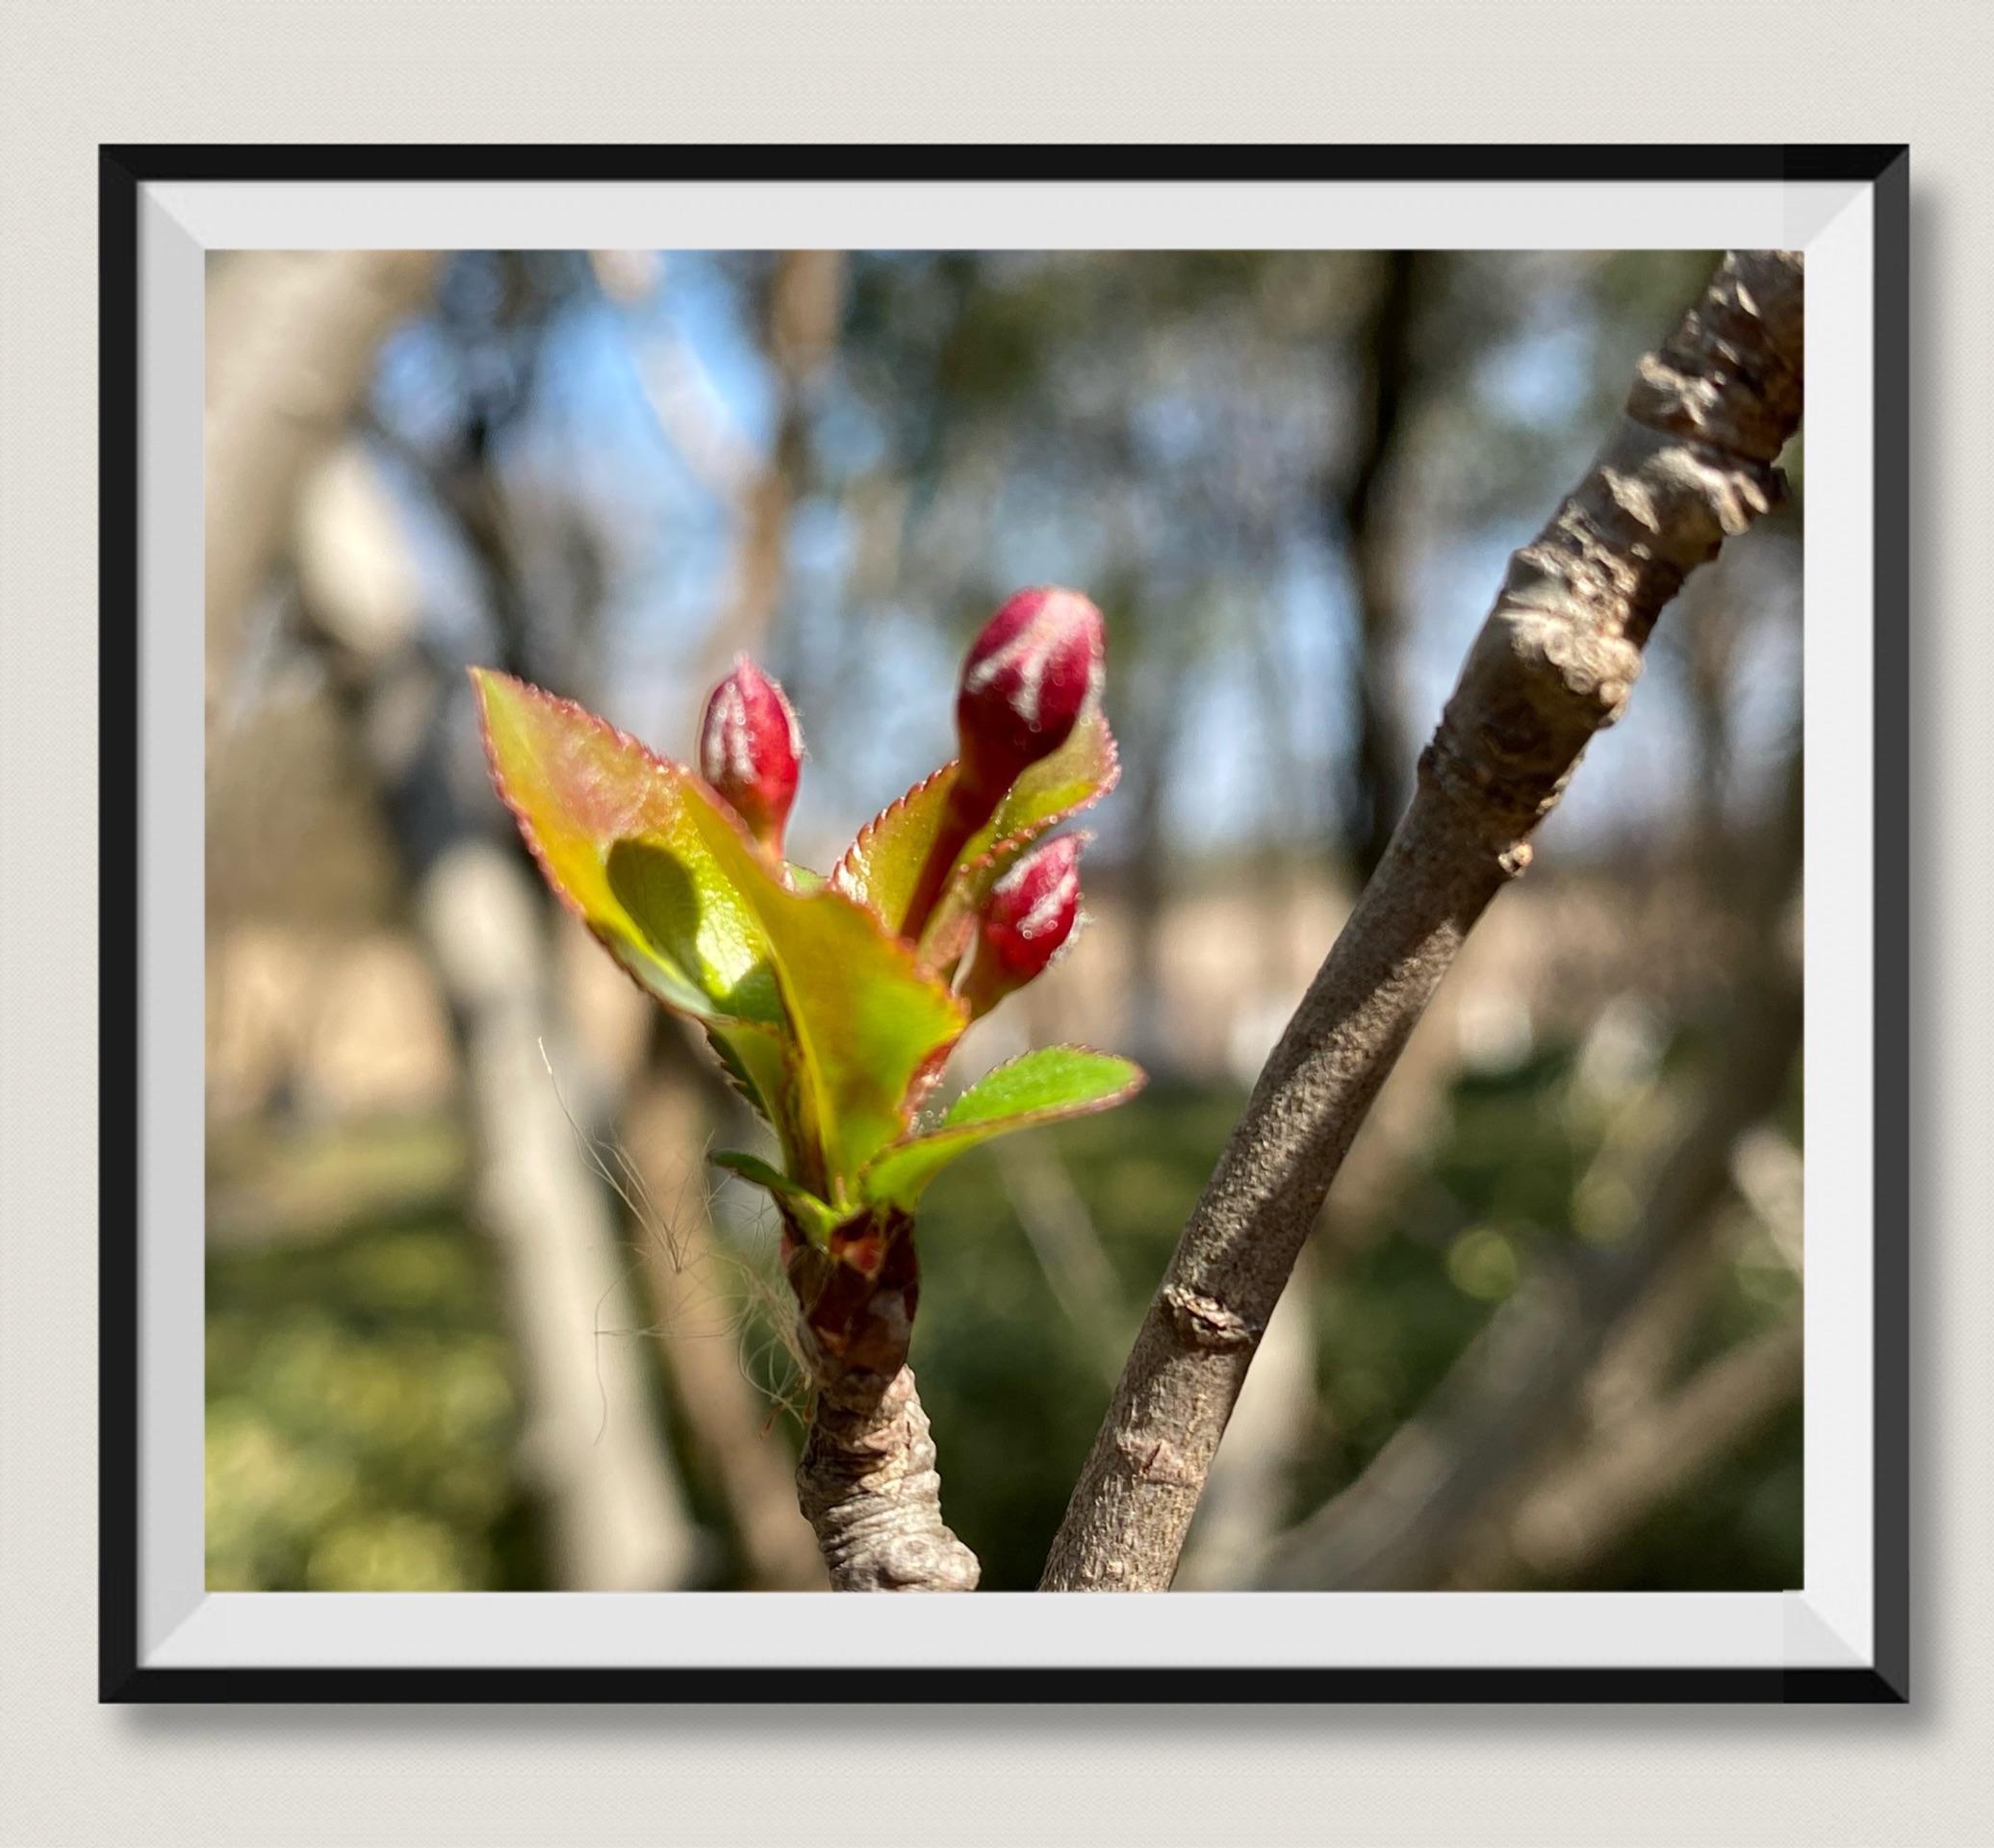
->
[205,252,439,730]
[212,248,702,1588]
[622,1053,831,1590]
[1117,734,1176,1073]
[1447,1307,1801,1589]
[1333,251,1422,881]
[694,250,844,690]
[418,841,700,1589]
[626,251,857,1585]
[1111,603,1196,1077]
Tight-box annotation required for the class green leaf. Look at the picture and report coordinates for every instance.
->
[830,761,959,927]
[918,707,1120,966]
[858,1046,1146,1212]
[472,668,777,1026]
[474,668,970,1204]
[703,1020,794,1132]
[681,792,968,1203]
[980,706,1122,855]
[604,840,783,1025]
[709,1149,842,1245]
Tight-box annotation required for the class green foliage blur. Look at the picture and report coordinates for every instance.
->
[206,1203,548,1590]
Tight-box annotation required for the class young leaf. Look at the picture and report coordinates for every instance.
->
[703,1019,795,1136]
[709,1149,843,1245]
[683,792,969,1200]
[858,1046,1146,1213]
[604,839,783,1026]
[830,761,960,927]
[472,669,776,1025]
[918,707,1120,966]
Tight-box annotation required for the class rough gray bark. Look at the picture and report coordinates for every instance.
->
[1039,249,1803,1592]
[797,1365,980,1591]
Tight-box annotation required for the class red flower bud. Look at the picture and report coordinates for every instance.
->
[895,588,1104,943]
[960,834,1082,1016]
[955,587,1105,809]
[699,657,802,855]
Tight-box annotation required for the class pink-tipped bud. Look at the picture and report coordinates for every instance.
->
[699,657,802,855]
[960,834,1083,1016]
[955,587,1105,808]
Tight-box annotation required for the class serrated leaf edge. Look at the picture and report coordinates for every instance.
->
[830,758,959,910]
[472,667,680,924]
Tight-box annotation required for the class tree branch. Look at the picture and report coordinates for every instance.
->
[796,1364,980,1592]
[1039,250,1803,1592]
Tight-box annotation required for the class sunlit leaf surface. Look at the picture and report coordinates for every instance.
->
[472,669,771,1024]
[682,794,968,1202]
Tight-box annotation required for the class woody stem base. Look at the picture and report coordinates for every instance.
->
[784,1215,981,1592]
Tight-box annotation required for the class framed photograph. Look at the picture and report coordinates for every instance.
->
[103,144,1907,1701]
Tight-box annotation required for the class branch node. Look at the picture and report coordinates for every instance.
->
[1162,1283,1262,1351]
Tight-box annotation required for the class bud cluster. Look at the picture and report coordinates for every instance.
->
[899,586,1107,943]
[693,589,1104,1023]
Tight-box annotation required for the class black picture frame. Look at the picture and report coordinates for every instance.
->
[101,141,1909,1704]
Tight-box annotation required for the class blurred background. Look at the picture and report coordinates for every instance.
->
[203,246,1802,1594]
